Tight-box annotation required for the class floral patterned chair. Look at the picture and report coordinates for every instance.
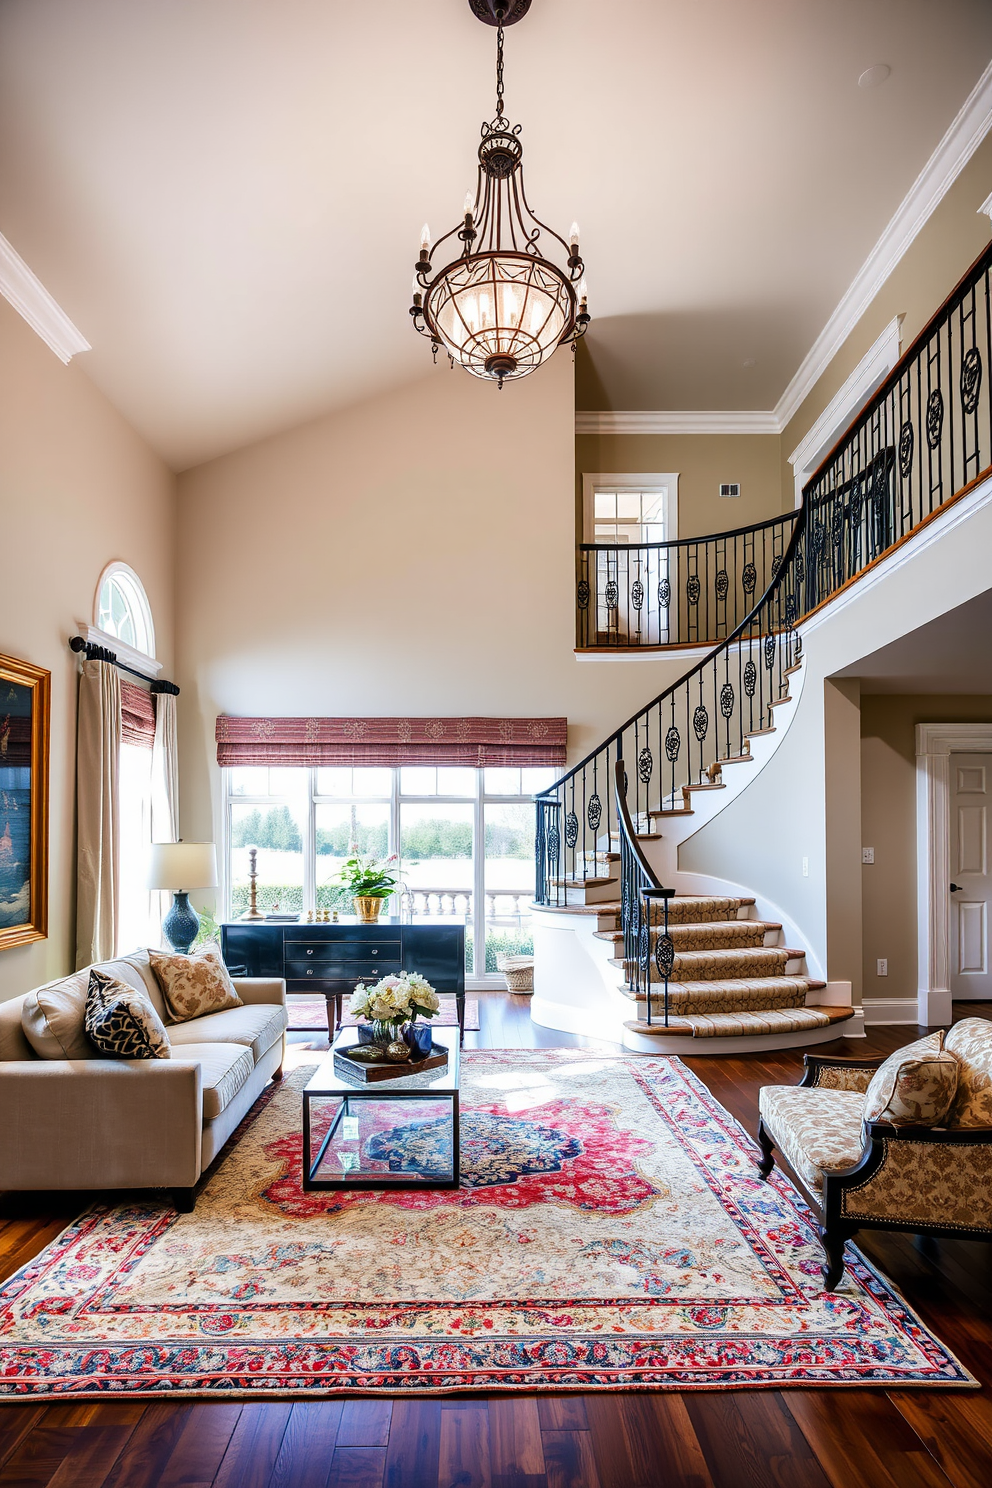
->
[756,1019,992,1289]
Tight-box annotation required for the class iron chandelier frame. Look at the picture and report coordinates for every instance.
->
[409,1,590,388]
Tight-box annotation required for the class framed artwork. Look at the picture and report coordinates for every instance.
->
[0,654,50,950]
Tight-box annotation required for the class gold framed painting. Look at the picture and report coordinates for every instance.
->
[0,653,50,950]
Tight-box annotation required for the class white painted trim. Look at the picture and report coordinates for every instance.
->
[862,997,921,1026]
[774,60,992,432]
[0,231,90,364]
[788,316,904,504]
[75,625,164,679]
[916,722,992,1025]
[581,472,679,543]
[575,411,780,436]
[979,190,992,220]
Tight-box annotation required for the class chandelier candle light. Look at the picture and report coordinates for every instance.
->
[410,0,590,388]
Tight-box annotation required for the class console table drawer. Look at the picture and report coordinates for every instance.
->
[287,940,401,964]
[285,959,402,982]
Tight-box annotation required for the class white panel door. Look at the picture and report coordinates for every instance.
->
[950,753,992,999]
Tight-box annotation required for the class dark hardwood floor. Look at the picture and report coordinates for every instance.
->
[1,995,990,1488]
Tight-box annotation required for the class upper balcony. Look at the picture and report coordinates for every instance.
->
[576,511,798,651]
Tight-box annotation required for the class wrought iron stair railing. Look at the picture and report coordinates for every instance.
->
[576,511,798,650]
[539,235,992,916]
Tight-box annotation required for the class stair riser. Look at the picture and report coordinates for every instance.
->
[617,953,796,982]
[564,880,620,905]
[622,989,810,1014]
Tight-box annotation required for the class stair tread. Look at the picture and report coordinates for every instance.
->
[618,974,824,996]
[768,696,793,708]
[745,726,776,737]
[647,808,695,818]
[624,1007,854,1037]
[551,876,617,888]
[530,899,622,916]
[592,920,783,944]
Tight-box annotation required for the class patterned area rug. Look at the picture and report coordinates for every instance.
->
[288,996,480,1032]
[0,1052,973,1397]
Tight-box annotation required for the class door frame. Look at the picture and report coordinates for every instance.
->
[916,722,992,1024]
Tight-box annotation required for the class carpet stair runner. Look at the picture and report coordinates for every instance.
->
[582,893,854,1040]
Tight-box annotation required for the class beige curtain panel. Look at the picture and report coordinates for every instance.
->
[75,658,122,969]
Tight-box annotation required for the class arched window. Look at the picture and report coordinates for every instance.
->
[95,562,155,659]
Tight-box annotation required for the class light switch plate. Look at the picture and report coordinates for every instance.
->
[862,847,875,864]
[876,958,888,976]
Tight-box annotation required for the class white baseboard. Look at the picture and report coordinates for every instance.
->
[863,997,920,1025]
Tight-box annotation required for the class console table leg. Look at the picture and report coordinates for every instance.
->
[457,991,465,1046]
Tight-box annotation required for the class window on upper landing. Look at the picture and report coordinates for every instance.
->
[95,562,155,659]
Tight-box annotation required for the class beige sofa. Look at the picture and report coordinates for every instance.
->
[0,951,287,1211]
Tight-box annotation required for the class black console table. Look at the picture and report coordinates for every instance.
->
[220,918,466,1040]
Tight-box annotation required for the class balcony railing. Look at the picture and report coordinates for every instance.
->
[576,512,798,649]
[540,236,992,927]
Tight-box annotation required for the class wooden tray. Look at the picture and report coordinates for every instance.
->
[332,1044,449,1084]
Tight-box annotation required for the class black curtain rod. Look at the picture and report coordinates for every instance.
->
[69,635,180,695]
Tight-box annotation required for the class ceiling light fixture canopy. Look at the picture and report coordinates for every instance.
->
[410,0,589,389]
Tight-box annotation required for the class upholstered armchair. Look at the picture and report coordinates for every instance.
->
[756,1019,992,1290]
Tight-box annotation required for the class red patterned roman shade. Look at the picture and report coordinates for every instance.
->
[121,682,156,749]
[215,716,567,768]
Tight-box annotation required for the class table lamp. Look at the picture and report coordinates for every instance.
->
[147,841,218,953]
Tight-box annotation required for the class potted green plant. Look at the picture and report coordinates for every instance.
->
[333,851,398,922]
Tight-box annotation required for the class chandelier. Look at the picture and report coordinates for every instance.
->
[410,0,589,389]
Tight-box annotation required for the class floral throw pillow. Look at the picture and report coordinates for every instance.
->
[85,969,171,1060]
[149,946,243,1025]
[862,1030,958,1128]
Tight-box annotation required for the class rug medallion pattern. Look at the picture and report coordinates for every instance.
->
[0,1051,973,1395]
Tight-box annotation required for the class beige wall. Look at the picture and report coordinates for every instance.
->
[0,298,175,1002]
[861,693,992,1011]
[781,132,992,497]
[574,432,784,539]
[175,356,695,861]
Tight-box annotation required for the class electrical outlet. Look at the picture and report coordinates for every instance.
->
[802,856,809,877]
[862,847,874,864]
[877,958,888,977]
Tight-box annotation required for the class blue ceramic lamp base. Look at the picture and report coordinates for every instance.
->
[163,891,200,955]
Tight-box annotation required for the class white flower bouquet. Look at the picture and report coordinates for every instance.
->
[349,971,441,1042]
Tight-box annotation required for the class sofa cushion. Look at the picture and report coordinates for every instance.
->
[167,1003,287,1064]
[21,968,94,1059]
[758,1085,866,1191]
[170,1042,255,1120]
[85,970,171,1060]
[149,947,243,1024]
[944,1017,992,1127]
[862,1030,958,1127]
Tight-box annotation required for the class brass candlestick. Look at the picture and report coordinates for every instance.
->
[241,845,265,921]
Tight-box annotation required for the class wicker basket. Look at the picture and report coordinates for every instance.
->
[497,954,534,993]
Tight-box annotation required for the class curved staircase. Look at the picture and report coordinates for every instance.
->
[533,238,992,1055]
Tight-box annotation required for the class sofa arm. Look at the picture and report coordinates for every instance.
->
[232,977,286,1008]
[825,1123,992,1232]
[800,1054,883,1092]
[0,1058,203,1192]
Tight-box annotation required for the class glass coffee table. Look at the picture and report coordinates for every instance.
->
[302,1026,461,1191]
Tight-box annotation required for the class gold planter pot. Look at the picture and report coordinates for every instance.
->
[353,896,386,923]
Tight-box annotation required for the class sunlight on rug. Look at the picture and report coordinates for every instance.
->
[0,1052,974,1397]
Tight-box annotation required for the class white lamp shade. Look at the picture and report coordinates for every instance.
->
[147,842,217,892]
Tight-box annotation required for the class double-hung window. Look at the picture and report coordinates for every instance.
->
[224,765,555,985]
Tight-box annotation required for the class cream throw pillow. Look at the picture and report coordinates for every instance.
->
[85,970,171,1060]
[21,968,94,1059]
[149,946,243,1024]
[862,1030,958,1127]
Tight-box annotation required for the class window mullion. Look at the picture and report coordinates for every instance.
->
[474,772,486,982]
[305,769,317,914]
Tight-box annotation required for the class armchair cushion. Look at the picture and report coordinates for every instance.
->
[168,1002,287,1064]
[944,1018,992,1127]
[758,1085,866,1190]
[862,1031,958,1127]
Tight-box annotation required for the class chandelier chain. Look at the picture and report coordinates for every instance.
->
[495,13,506,121]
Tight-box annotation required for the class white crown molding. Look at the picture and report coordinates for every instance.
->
[774,59,992,433]
[787,315,903,503]
[979,189,992,219]
[575,410,780,435]
[0,232,90,364]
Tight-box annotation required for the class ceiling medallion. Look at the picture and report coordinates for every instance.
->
[410,1,589,389]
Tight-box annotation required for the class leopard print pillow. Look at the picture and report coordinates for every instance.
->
[85,970,171,1060]
[149,946,243,1024]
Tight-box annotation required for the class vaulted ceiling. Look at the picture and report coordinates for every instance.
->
[1,0,990,469]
